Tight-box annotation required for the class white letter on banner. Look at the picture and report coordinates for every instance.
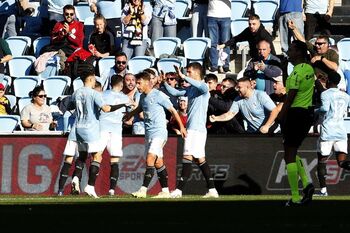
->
[275,159,286,183]
[1,145,13,193]
[18,145,53,194]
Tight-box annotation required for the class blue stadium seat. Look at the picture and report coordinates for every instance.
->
[174,0,191,20]
[13,76,39,98]
[75,3,94,22]
[231,19,249,67]
[157,58,182,73]
[5,94,16,112]
[183,37,211,65]
[73,78,84,92]
[128,56,156,74]
[153,37,182,59]
[6,36,31,56]
[33,36,51,58]
[17,97,32,114]
[43,76,71,103]
[231,0,249,20]
[0,115,21,132]
[8,56,36,78]
[253,0,278,31]
[1,75,11,92]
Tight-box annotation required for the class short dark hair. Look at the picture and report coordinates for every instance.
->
[327,71,341,85]
[222,77,236,86]
[110,74,124,87]
[187,62,203,79]
[249,14,260,21]
[63,4,75,12]
[205,73,218,83]
[135,71,151,81]
[237,76,251,83]
[80,70,95,83]
[291,40,309,59]
[29,86,45,102]
[115,51,127,60]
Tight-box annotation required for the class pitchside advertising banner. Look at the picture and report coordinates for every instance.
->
[1,135,350,196]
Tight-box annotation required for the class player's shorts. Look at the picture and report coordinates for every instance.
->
[283,107,314,147]
[64,139,104,154]
[183,129,207,158]
[145,137,167,158]
[317,139,348,156]
[63,140,79,157]
[100,131,123,157]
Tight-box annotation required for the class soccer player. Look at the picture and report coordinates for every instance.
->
[123,71,186,198]
[280,40,315,206]
[164,62,220,198]
[315,71,350,196]
[98,74,133,196]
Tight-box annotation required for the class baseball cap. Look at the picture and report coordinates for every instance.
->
[272,76,283,83]
[178,96,188,102]
[0,83,5,90]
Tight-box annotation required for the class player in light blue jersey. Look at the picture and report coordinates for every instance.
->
[210,77,276,133]
[65,70,126,198]
[98,74,133,196]
[316,72,350,196]
[123,71,187,198]
[163,62,219,198]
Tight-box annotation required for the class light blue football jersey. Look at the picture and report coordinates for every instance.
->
[229,90,276,132]
[140,89,173,139]
[99,90,129,134]
[164,77,209,133]
[320,88,350,141]
[68,87,104,143]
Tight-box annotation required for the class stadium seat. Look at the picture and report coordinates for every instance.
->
[128,56,156,74]
[0,115,21,132]
[174,0,191,20]
[1,75,11,92]
[96,0,122,18]
[5,36,31,56]
[231,0,249,20]
[98,56,116,88]
[75,2,94,22]
[287,62,294,76]
[73,78,84,92]
[153,37,182,59]
[183,37,211,65]
[33,36,51,58]
[43,76,71,103]
[5,94,16,113]
[252,0,278,31]
[84,17,95,50]
[8,56,36,78]
[157,58,182,73]
[13,76,39,98]
[337,38,350,64]
[17,97,32,114]
[231,18,249,67]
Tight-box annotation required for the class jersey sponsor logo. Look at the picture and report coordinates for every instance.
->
[266,150,343,190]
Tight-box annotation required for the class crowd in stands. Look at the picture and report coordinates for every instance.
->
[0,0,349,136]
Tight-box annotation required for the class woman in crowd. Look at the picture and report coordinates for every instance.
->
[21,86,56,131]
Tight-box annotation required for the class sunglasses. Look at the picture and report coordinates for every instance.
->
[36,94,47,98]
[167,78,176,81]
[315,42,326,46]
[116,61,127,65]
[64,13,74,16]
[221,85,229,89]
[179,79,187,83]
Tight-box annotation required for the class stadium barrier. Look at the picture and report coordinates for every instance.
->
[0,134,349,195]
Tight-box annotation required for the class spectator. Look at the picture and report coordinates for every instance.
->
[88,14,115,75]
[208,77,244,134]
[20,86,56,131]
[207,0,231,73]
[169,96,188,135]
[218,14,276,60]
[151,0,177,44]
[278,0,304,56]
[205,73,218,93]
[0,83,10,115]
[191,0,208,37]
[102,51,129,89]
[88,0,122,37]
[49,4,84,57]
[121,0,152,59]
[0,38,12,83]
[159,71,179,113]
[209,77,276,133]
[0,0,18,38]
[244,40,282,95]
[47,0,74,33]
[304,0,335,40]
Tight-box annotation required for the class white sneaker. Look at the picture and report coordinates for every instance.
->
[152,191,171,198]
[84,185,99,198]
[202,189,219,198]
[170,189,182,198]
[71,176,80,195]
[131,186,147,198]
[108,189,115,196]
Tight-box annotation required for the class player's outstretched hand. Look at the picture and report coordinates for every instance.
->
[209,115,216,123]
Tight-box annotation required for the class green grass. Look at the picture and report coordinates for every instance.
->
[1,194,350,205]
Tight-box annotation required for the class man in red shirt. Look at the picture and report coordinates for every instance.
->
[51,4,84,57]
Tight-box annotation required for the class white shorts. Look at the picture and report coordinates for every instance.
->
[64,139,104,154]
[183,130,207,158]
[317,139,348,156]
[100,131,123,157]
[145,138,166,158]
